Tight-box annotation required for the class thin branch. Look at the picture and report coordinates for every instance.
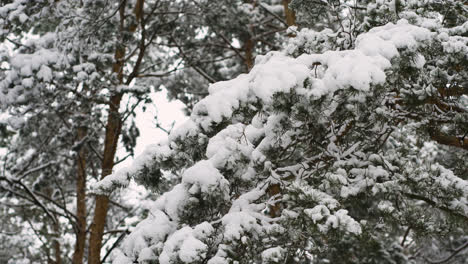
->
[138,58,184,76]
[108,199,131,211]
[401,226,411,247]
[101,229,129,263]
[33,190,79,223]
[259,3,289,27]
[153,120,175,135]
[210,28,246,63]
[5,36,33,51]
[253,27,288,41]
[125,4,148,86]
[103,229,129,235]
[1,166,58,224]
[15,180,57,224]
[402,192,468,221]
[428,128,468,151]
[170,35,217,83]
[121,97,145,124]
[344,3,367,10]
[114,153,132,165]
[87,142,104,162]
[16,162,56,181]
[425,241,468,264]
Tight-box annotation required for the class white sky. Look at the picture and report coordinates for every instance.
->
[111,88,188,224]
[116,88,188,170]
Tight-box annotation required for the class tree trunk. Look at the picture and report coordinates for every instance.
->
[243,38,255,71]
[88,87,124,264]
[267,183,281,217]
[88,0,147,261]
[72,126,87,264]
[243,0,257,72]
[88,20,126,262]
[43,187,61,264]
[53,219,62,264]
[282,0,296,27]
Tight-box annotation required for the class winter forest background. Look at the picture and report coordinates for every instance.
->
[0,0,467,263]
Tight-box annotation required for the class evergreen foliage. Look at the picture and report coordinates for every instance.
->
[0,0,292,263]
[97,1,468,263]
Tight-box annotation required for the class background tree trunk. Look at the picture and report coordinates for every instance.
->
[72,126,87,264]
[88,3,127,261]
[88,74,124,264]
[282,0,296,26]
[53,219,62,264]
[244,38,255,71]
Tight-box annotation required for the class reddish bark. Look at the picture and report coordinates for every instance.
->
[88,92,123,264]
[88,8,126,261]
[244,38,255,71]
[282,0,296,27]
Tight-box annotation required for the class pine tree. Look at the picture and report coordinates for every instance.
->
[97,1,468,263]
[1,0,295,263]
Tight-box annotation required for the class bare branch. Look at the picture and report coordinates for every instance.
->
[403,192,468,221]
[101,229,129,263]
[0,176,58,224]
[259,3,289,27]
[114,153,132,165]
[425,241,468,264]
[170,35,217,83]
[16,162,56,181]
[428,128,468,151]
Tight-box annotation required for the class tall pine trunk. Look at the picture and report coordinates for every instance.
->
[53,219,62,264]
[243,38,255,71]
[45,187,62,264]
[243,0,257,72]
[282,0,296,26]
[87,93,123,264]
[72,126,87,264]
[88,3,127,262]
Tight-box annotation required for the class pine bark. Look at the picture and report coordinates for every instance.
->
[88,3,126,262]
[88,63,124,264]
[243,0,257,71]
[429,128,468,151]
[72,126,87,264]
[244,38,255,71]
[53,219,62,264]
[87,95,123,264]
[282,0,296,26]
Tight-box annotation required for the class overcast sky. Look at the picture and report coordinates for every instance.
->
[116,88,188,170]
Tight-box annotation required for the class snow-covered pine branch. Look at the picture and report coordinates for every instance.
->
[96,12,468,264]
